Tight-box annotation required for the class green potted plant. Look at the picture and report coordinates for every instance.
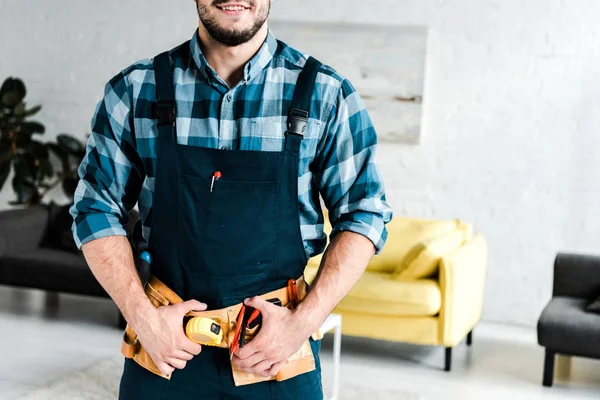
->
[0,77,85,206]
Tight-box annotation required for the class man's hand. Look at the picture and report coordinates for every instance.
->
[134,299,207,377]
[231,296,309,377]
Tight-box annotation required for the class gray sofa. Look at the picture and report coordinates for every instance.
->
[0,203,142,329]
[537,252,600,387]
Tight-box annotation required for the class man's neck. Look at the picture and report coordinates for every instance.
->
[197,24,269,88]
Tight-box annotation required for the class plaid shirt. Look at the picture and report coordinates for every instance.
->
[70,29,393,258]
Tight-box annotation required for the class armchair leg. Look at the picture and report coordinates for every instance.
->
[543,349,555,387]
[118,312,127,330]
[445,347,452,371]
[467,330,473,346]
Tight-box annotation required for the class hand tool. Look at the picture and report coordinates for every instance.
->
[185,316,223,346]
[137,251,152,288]
[230,304,246,359]
[238,306,252,349]
[210,171,222,192]
[231,298,285,355]
[287,279,298,309]
[139,250,224,347]
[246,298,282,330]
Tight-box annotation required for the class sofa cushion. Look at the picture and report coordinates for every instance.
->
[366,217,464,273]
[0,248,107,297]
[586,294,600,313]
[39,202,80,253]
[0,205,49,254]
[392,230,466,280]
[304,265,441,317]
[537,297,600,358]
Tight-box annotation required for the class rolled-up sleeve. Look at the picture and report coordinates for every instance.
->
[314,78,393,254]
[70,72,144,249]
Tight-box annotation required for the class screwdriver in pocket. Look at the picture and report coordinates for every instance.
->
[210,171,222,192]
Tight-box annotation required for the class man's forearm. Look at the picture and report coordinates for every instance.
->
[294,230,376,336]
[81,235,155,328]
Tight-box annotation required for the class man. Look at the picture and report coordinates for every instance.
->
[71,0,392,398]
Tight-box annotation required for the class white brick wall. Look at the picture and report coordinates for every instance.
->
[2,0,599,327]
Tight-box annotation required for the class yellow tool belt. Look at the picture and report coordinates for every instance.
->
[120,275,322,386]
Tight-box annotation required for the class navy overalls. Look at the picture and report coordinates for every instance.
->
[118,43,325,399]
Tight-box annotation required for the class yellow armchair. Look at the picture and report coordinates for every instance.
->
[304,215,488,371]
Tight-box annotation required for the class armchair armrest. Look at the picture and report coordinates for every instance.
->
[438,234,488,347]
[0,205,49,257]
[553,253,600,299]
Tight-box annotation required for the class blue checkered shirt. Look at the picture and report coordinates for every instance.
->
[70,29,393,258]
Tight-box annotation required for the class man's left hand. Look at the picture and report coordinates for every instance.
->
[231,296,311,377]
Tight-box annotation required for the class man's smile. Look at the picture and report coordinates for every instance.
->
[215,2,252,16]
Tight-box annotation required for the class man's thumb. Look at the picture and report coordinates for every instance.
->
[244,296,270,313]
[180,299,207,313]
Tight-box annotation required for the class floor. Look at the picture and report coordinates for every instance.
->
[1,285,600,400]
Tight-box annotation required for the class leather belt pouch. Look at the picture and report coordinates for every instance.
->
[121,275,323,386]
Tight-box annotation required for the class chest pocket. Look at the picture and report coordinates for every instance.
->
[247,119,322,152]
[178,174,279,277]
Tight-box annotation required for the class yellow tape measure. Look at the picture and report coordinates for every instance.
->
[185,317,223,347]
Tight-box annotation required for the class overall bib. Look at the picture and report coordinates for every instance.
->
[118,45,325,400]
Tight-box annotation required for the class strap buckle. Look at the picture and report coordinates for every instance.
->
[155,101,176,126]
[286,108,308,136]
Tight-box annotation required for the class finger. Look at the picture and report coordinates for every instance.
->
[243,296,273,315]
[167,357,187,370]
[177,333,202,356]
[156,362,175,377]
[247,360,275,377]
[233,351,266,369]
[178,299,208,314]
[171,349,194,361]
[266,361,285,376]
[181,338,203,356]
[236,338,263,360]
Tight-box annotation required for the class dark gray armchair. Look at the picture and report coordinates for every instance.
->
[537,253,600,387]
[0,203,142,329]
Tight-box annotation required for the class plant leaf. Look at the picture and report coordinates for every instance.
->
[20,121,45,135]
[0,144,12,165]
[24,105,42,117]
[39,157,53,179]
[57,134,85,157]
[0,157,10,191]
[13,152,37,181]
[14,103,26,117]
[46,142,69,172]
[11,172,36,205]
[28,140,49,159]
[1,78,27,108]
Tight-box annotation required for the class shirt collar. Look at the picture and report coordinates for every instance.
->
[189,28,278,84]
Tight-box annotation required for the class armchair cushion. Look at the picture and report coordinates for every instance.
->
[304,265,441,316]
[537,296,600,358]
[392,230,466,280]
[366,217,461,273]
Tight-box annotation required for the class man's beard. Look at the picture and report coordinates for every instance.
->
[197,0,270,47]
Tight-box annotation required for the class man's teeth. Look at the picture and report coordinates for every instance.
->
[221,6,246,11]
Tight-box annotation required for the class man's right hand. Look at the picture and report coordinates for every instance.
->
[133,299,207,377]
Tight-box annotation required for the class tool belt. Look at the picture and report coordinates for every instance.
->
[121,275,322,386]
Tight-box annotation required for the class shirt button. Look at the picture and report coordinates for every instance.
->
[226,94,233,101]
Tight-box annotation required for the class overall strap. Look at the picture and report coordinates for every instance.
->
[153,51,176,145]
[284,56,323,154]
